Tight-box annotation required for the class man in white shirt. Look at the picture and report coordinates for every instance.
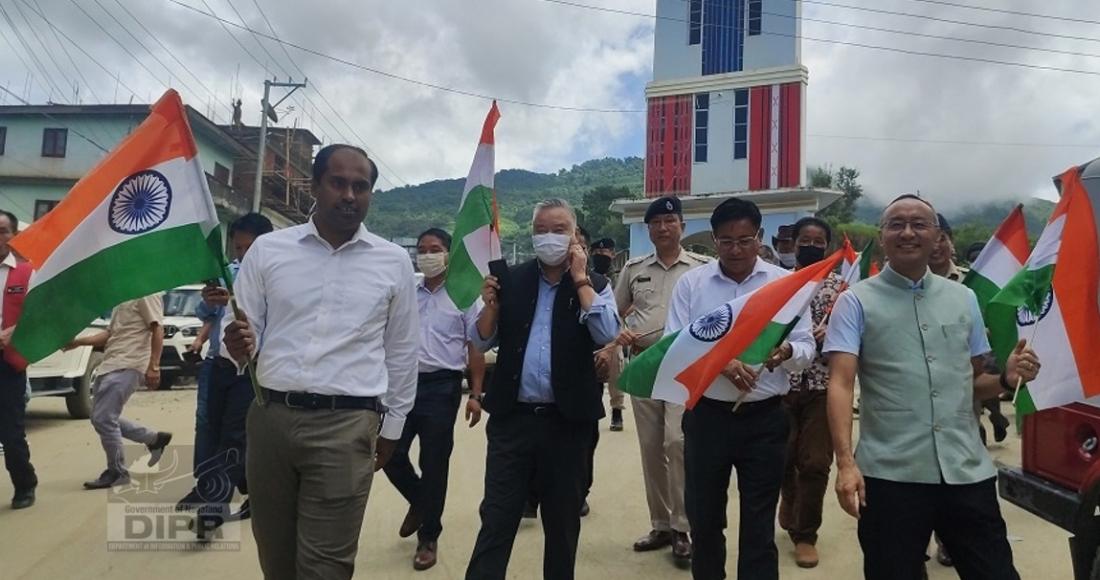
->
[384,227,485,571]
[225,144,419,580]
[668,198,815,580]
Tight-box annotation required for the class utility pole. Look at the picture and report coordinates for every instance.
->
[252,77,306,213]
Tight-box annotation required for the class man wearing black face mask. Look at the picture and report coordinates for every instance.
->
[590,238,617,280]
[778,216,844,569]
[589,238,626,432]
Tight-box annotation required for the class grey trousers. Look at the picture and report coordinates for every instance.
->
[632,396,689,533]
[90,369,157,475]
[246,400,381,580]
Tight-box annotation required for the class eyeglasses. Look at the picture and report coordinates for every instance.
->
[882,220,937,233]
[714,236,759,250]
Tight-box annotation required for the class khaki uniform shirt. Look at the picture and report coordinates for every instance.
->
[99,294,163,375]
[614,249,710,350]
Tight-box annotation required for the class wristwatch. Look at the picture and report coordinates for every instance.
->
[470,393,484,403]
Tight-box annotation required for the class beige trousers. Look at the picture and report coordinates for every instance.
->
[631,397,689,532]
[245,401,380,580]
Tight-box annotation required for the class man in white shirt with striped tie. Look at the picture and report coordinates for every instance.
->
[225,144,419,580]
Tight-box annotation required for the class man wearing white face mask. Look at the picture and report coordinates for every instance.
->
[384,227,486,571]
[466,198,620,580]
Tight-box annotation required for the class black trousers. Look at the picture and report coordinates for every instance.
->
[684,397,789,580]
[383,373,462,543]
[466,410,595,580]
[195,359,254,522]
[859,476,1019,580]
[0,361,35,493]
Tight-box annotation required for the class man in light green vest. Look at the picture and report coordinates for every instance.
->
[823,194,1041,580]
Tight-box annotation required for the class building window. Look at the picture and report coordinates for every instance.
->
[734,89,748,160]
[41,128,67,158]
[214,162,230,184]
[748,0,762,36]
[694,93,709,163]
[34,199,59,220]
[0,127,6,156]
[689,0,702,45]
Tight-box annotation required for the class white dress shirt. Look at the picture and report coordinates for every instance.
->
[227,220,419,440]
[666,257,815,403]
[417,279,481,373]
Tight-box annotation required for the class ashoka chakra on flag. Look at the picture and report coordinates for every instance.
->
[108,169,173,235]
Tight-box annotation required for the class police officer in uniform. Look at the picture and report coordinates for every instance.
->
[614,196,710,564]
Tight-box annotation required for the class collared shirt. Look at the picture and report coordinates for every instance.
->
[942,261,969,282]
[666,258,815,403]
[614,249,711,349]
[823,265,990,357]
[227,219,419,440]
[196,261,240,361]
[789,272,846,392]
[100,294,163,376]
[472,271,620,403]
[0,252,16,329]
[417,278,481,373]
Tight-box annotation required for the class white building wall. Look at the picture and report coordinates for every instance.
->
[653,0,701,81]
[741,1,800,71]
[689,90,749,196]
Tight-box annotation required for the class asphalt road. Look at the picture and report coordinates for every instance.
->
[1,385,1072,579]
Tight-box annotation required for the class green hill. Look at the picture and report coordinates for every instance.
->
[367,157,645,246]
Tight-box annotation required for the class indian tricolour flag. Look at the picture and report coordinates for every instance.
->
[10,89,226,364]
[987,164,1100,414]
[445,101,503,310]
[840,238,876,287]
[619,249,845,408]
[963,204,1029,319]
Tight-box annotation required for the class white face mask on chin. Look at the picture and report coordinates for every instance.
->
[532,233,571,266]
[417,252,448,278]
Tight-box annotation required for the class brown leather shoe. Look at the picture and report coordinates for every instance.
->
[794,543,819,568]
[672,532,692,562]
[399,507,421,538]
[413,541,437,571]
[633,529,674,552]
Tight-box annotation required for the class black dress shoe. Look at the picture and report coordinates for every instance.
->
[176,488,202,512]
[580,500,590,517]
[633,530,674,552]
[399,506,421,538]
[610,408,624,432]
[83,470,130,490]
[672,532,692,562]
[11,488,35,510]
[146,432,172,467]
[232,498,250,521]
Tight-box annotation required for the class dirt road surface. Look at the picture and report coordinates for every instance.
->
[1,387,1071,579]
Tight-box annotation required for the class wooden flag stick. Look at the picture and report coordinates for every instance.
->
[732,389,749,413]
[595,327,664,354]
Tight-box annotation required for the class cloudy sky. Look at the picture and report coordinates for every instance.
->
[1,0,1098,208]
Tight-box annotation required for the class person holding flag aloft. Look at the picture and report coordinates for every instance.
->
[669,197,815,580]
[824,194,1041,580]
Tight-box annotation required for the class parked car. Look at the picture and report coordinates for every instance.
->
[159,285,208,388]
[28,322,107,419]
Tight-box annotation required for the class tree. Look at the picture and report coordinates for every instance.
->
[578,185,638,250]
[815,166,864,224]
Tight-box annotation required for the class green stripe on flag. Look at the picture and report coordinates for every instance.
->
[739,320,798,364]
[618,331,678,398]
[987,264,1055,420]
[13,224,223,363]
[446,185,495,310]
[963,271,1002,320]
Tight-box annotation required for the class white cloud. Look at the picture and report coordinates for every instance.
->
[2,0,1098,208]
